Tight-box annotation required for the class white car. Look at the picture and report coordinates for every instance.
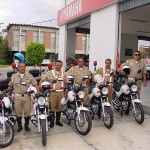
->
[41,59,51,65]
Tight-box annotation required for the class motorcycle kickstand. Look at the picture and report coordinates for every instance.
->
[121,109,123,116]
[68,120,71,126]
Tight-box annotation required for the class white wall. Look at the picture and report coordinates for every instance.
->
[89,3,118,72]
[67,28,76,58]
[58,25,67,70]
[120,34,138,61]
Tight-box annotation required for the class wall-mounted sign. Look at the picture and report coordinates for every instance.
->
[57,0,116,26]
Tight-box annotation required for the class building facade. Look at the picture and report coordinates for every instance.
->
[5,23,90,62]
[58,0,150,71]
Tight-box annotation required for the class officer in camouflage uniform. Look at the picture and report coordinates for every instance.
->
[39,60,67,128]
[120,50,147,97]
[66,57,91,106]
[8,62,39,132]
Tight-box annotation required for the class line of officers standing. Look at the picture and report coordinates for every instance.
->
[7,50,147,132]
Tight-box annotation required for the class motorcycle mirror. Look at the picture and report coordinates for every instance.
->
[82,75,88,81]
[52,80,57,84]
[41,69,45,72]
[110,72,114,76]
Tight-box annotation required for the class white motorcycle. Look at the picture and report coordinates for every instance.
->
[112,66,144,124]
[0,90,14,148]
[89,74,114,129]
[61,75,92,135]
[21,81,55,146]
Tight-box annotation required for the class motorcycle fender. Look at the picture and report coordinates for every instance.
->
[76,107,89,115]
[39,114,46,120]
[102,102,111,107]
[132,99,141,104]
[0,116,8,124]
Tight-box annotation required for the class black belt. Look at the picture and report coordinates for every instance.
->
[135,78,142,81]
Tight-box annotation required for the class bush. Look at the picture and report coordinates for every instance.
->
[26,42,46,66]
[0,59,8,65]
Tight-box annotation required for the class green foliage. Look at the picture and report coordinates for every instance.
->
[0,59,8,64]
[26,42,46,65]
[0,38,8,59]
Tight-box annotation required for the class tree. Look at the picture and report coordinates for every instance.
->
[26,42,46,66]
[0,38,8,59]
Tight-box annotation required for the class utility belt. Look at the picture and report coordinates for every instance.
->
[15,93,29,97]
[135,78,142,81]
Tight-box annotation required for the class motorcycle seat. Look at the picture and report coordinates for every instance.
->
[0,78,11,90]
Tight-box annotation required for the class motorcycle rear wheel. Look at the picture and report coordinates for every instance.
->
[133,103,144,124]
[41,119,47,146]
[0,120,14,148]
[74,110,92,135]
[103,106,114,129]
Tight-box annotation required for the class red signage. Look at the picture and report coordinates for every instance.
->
[57,0,116,25]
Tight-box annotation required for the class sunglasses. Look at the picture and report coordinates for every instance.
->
[134,54,140,56]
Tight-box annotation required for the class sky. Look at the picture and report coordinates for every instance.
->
[0,0,62,30]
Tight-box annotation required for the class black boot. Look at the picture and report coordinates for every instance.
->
[50,112,55,128]
[17,117,23,132]
[24,117,31,132]
[56,112,63,127]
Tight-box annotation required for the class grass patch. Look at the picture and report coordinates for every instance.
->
[0,64,11,68]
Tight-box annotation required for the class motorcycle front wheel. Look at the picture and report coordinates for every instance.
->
[133,103,144,124]
[0,120,14,148]
[74,110,92,135]
[103,106,114,129]
[41,119,47,146]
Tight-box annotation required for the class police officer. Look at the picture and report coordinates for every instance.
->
[39,60,67,128]
[120,50,147,97]
[94,58,115,103]
[7,62,39,132]
[66,57,91,106]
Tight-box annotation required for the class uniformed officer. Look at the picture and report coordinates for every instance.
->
[7,62,39,132]
[94,58,115,103]
[66,57,91,106]
[39,60,67,128]
[120,50,147,97]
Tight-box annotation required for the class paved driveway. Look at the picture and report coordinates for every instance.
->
[3,110,150,150]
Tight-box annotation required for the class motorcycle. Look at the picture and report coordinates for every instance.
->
[112,67,144,124]
[88,74,114,129]
[0,90,15,148]
[61,75,92,135]
[21,80,56,146]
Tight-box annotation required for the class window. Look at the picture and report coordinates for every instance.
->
[33,31,38,42]
[13,29,19,48]
[21,30,26,50]
[40,31,45,44]
[51,33,56,49]
[82,35,86,51]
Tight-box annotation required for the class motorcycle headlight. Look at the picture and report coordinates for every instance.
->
[131,85,137,92]
[37,97,46,105]
[102,87,108,95]
[78,91,85,99]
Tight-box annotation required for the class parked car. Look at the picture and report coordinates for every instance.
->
[41,59,51,66]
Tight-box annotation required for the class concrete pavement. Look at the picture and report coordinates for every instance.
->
[1,66,150,149]
[3,111,150,150]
